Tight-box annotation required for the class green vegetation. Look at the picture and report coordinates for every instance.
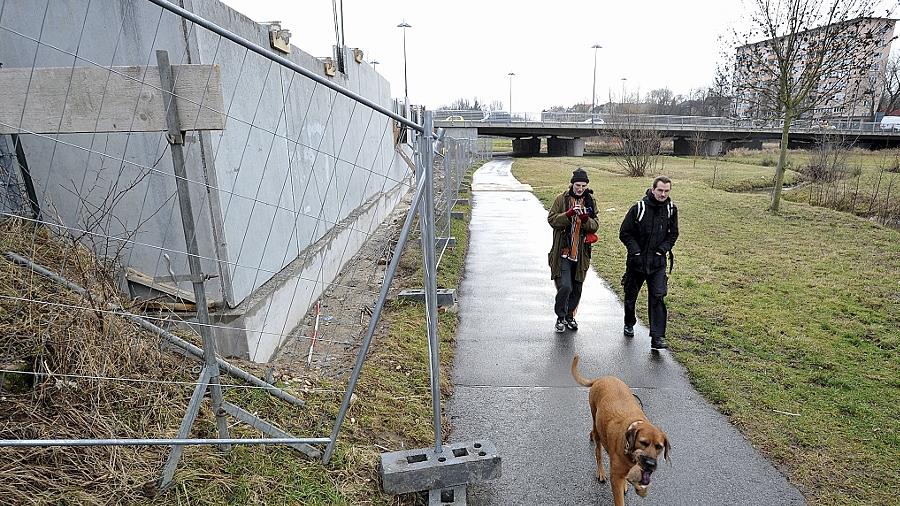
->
[512,155,900,506]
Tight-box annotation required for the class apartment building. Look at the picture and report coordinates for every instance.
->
[734,17,896,121]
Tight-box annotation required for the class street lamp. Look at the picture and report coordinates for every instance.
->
[591,44,602,124]
[371,60,379,70]
[507,72,515,120]
[620,77,628,113]
[397,21,411,114]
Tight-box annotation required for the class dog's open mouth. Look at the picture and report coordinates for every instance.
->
[627,464,653,493]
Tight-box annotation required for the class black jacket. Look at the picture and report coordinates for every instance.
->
[619,189,679,272]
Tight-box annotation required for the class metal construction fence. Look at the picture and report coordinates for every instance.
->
[0,0,487,497]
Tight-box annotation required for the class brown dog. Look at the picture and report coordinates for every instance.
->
[571,355,670,506]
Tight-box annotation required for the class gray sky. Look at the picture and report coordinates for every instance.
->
[219,0,898,113]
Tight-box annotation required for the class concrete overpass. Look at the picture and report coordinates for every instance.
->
[434,113,900,156]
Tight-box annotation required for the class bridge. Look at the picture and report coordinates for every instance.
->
[434,112,900,156]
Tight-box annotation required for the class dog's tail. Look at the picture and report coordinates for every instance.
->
[571,354,596,387]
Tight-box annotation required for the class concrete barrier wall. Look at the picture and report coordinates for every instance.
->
[0,0,226,296]
[191,0,405,306]
[1,0,409,360]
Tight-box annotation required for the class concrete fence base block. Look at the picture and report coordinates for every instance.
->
[437,237,457,249]
[429,485,467,505]
[398,288,457,307]
[380,440,501,494]
[454,198,470,206]
[451,211,465,220]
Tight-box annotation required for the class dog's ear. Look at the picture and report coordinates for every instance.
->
[624,421,642,454]
[663,435,672,463]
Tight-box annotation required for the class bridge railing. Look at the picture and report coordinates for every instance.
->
[466,112,900,136]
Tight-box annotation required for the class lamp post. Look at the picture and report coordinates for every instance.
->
[591,44,602,124]
[397,21,411,115]
[371,60,381,99]
[620,77,627,113]
[507,72,515,121]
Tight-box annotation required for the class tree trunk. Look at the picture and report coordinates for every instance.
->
[769,114,793,212]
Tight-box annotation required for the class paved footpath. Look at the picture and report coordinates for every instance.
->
[447,159,806,505]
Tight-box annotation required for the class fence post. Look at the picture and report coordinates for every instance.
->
[419,111,443,454]
[155,50,230,487]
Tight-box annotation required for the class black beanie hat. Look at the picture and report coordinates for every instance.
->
[571,168,589,184]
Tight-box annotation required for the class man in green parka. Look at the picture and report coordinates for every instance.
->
[548,168,600,332]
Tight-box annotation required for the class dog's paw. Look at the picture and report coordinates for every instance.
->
[596,476,606,483]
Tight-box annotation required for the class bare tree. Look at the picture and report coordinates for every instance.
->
[804,132,856,183]
[878,52,900,113]
[733,0,887,212]
[609,109,662,177]
[690,130,707,168]
[710,64,733,117]
[442,97,483,111]
[646,88,677,115]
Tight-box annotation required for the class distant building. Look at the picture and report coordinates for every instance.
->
[734,17,896,121]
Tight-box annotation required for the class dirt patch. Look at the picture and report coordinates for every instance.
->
[272,189,417,381]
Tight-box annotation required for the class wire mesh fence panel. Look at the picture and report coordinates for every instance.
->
[0,0,481,500]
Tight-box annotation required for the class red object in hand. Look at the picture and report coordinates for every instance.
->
[566,207,576,217]
[584,232,599,244]
[579,213,589,222]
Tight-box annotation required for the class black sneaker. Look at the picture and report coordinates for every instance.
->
[623,325,635,337]
[650,336,668,350]
[565,316,578,331]
[555,318,566,333]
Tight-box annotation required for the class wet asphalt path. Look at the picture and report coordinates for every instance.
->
[447,159,806,505]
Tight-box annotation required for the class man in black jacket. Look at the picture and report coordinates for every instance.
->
[618,176,679,349]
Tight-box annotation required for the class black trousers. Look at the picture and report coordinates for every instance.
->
[623,265,668,338]
[554,259,583,320]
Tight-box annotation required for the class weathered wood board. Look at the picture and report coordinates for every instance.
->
[0,64,225,134]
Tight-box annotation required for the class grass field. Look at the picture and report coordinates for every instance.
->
[540,154,803,192]
[491,137,512,153]
[512,155,900,505]
[720,147,900,222]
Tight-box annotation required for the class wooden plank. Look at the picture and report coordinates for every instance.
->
[0,64,225,134]
[126,267,197,304]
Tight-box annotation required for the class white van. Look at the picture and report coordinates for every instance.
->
[880,116,900,131]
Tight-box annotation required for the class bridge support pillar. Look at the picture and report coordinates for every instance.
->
[512,137,541,156]
[674,137,728,156]
[547,136,584,156]
[726,139,763,151]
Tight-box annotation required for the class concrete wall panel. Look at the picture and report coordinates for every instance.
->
[0,0,223,298]
[3,0,408,360]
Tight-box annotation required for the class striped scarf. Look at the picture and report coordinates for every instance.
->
[561,195,585,262]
